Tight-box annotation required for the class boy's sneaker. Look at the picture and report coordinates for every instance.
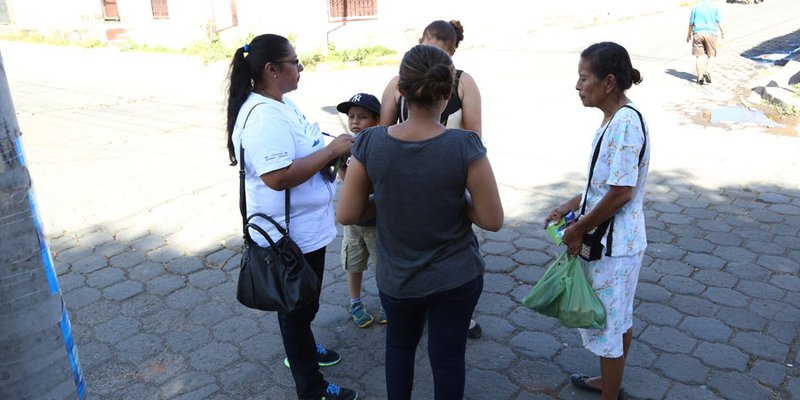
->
[703,72,712,84]
[284,343,342,368]
[377,306,387,324]
[319,382,358,400]
[350,301,374,328]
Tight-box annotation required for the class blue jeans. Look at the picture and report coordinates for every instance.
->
[380,275,483,400]
[278,247,326,400]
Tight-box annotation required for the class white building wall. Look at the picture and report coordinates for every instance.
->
[2,0,686,51]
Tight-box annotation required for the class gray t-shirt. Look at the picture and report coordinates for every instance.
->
[352,126,486,298]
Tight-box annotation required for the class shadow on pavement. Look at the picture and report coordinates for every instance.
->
[665,68,697,83]
[50,169,799,399]
[741,28,800,66]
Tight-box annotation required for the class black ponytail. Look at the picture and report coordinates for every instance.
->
[225,34,291,165]
[226,47,250,165]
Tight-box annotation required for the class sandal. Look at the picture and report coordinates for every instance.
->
[570,374,627,399]
[570,374,601,393]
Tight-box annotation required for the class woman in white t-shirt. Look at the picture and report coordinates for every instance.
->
[225,34,357,400]
[544,42,648,400]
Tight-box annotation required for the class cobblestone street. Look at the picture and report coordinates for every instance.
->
[3,1,800,399]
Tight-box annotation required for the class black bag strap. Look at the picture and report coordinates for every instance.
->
[581,104,647,257]
[624,105,647,166]
[238,102,291,242]
[580,115,614,217]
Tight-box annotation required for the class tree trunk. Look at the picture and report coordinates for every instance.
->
[0,51,86,399]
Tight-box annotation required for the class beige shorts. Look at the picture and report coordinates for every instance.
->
[692,33,718,57]
[340,224,378,273]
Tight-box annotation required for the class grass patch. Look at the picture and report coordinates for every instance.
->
[0,30,104,48]
[0,27,398,69]
[300,44,398,70]
[764,99,798,116]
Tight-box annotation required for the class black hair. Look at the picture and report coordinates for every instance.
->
[398,44,455,106]
[580,42,642,92]
[225,34,291,165]
[420,20,464,53]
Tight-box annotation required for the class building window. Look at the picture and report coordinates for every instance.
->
[101,0,120,21]
[328,0,377,21]
[151,0,169,19]
[0,0,11,25]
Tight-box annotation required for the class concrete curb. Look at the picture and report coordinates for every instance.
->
[753,57,800,113]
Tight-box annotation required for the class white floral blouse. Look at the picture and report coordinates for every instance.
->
[580,104,650,256]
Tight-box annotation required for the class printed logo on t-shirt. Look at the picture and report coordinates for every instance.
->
[265,152,288,162]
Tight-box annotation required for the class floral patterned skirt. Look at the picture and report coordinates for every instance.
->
[578,251,644,358]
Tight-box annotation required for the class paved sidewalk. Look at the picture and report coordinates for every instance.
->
[3,4,800,399]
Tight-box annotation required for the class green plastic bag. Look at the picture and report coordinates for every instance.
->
[558,257,606,329]
[521,252,570,318]
[521,252,606,329]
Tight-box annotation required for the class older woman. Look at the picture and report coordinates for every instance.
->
[544,42,648,400]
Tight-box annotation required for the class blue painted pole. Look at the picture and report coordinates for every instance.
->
[0,51,86,399]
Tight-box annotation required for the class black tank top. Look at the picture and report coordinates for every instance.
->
[398,70,463,124]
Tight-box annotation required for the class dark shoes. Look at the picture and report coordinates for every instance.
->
[570,374,626,400]
[284,343,342,368]
[703,72,712,84]
[319,382,358,400]
[467,321,482,339]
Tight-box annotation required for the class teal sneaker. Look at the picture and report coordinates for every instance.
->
[378,306,387,324]
[319,382,358,400]
[350,301,374,328]
[284,343,342,368]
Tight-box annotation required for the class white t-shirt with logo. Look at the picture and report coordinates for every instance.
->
[232,93,336,253]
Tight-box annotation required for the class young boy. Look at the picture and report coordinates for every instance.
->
[336,93,385,328]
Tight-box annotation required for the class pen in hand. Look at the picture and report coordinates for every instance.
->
[323,132,354,138]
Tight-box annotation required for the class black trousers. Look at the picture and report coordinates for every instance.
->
[278,246,326,399]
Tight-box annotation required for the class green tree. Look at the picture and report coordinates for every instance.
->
[0,52,86,399]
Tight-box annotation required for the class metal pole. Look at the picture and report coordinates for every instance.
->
[0,50,86,400]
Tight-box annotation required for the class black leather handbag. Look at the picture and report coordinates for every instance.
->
[579,105,647,262]
[235,104,320,312]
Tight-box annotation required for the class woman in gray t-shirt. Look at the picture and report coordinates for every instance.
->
[337,44,503,400]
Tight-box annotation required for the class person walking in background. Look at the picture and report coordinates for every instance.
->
[337,44,503,400]
[225,33,358,400]
[544,42,649,400]
[334,92,386,328]
[687,0,725,85]
[380,19,486,339]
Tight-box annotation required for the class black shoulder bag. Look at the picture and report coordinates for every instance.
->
[579,105,647,261]
[235,103,321,312]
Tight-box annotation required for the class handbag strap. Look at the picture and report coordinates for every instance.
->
[581,104,647,257]
[580,104,647,216]
[238,102,291,238]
